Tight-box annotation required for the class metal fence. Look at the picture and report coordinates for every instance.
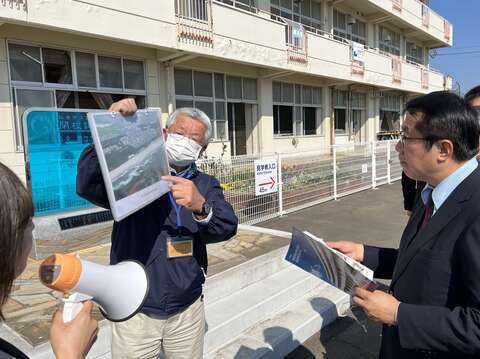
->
[198,140,401,225]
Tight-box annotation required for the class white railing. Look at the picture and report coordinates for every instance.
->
[284,19,308,64]
[175,0,213,46]
[198,141,401,225]
[214,0,257,13]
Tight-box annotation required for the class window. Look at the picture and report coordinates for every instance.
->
[123,59,145,90]
[98,56,122,89]
[9,44,146,91]
[227,76,242,99]
[273,105,293,135]
[379,26,401,56]
[76,52,96,87]
[271,0,322,32]
[174,69,257,140]
[42,48,73,85]
[380,94,402,131]
[406,42,424,65]
[195,101,214,120]
[273,81,322,136]
[334,90,366,137]
[243,78,257,101]
[334,108,347,132]
[9,44,42,83]
[14,89,55,148]
[176,99,194,108]
[8,43,147,151]
[175,69,194,96]
[333,9,366,45]
[214,73,225,99]
[194,71,213,97]
[304,107,316,135]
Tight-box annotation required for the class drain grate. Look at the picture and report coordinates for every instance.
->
[58,210,113,230]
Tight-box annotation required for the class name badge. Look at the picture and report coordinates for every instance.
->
[166,237,193,258]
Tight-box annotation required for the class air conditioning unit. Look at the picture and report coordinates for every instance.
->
[347,15,356,25]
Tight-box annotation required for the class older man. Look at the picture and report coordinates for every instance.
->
[77,99,238,359]
[329,91,480,358]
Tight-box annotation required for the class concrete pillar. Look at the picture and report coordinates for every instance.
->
[146,59,161,108]
[156,60,176,116]
[366,95,379,142]
[322,85,332,146]
[400,36,404,58]
[322,1,332,34]
[367,22,376,49]
[257,78,274,154]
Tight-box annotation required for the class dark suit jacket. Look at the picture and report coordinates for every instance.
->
[364,165,480,359]
[401,171,425,212]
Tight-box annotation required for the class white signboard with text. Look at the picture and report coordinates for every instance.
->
[352,42,365,63]
[255,159,278,196]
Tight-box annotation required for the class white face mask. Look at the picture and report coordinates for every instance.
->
[165,133,203,168]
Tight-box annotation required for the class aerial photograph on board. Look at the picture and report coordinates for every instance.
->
[92,111,169,201]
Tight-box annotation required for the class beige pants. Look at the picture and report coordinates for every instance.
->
[111,296,205,359]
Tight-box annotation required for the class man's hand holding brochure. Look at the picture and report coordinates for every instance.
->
[285,228,378,295]
[285,228,401,326]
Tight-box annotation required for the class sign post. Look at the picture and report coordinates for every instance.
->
[255,159,278,196]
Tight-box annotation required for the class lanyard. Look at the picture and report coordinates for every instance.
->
[168,192,183,236]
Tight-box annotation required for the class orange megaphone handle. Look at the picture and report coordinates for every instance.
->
[39,253,82,292]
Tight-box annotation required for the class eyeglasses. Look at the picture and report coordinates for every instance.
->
[398,132,428,146]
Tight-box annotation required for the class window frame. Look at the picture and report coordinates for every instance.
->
[174,68,258,141]
[333,90,366,136]
[273,81,322,137]
[405,41,425,65]
[271,0,323,32]
[7,40,147,152]
[379,26,401,56]
[333,9,366,45]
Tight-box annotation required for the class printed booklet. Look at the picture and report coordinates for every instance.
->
[285,228,378,295]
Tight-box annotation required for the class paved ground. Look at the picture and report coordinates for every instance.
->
[261,181,408,359]
[5,228,290,347]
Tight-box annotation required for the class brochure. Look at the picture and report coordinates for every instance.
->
[285,228,378,295]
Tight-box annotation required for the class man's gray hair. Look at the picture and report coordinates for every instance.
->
[166,107,212,144]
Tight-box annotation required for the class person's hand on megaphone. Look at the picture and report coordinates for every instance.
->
[50,300,98,359]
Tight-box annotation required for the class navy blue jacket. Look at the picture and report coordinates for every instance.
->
[364,166,480,359]
[76,146,238,316]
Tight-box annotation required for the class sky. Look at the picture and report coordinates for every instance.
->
[429,1,479,95]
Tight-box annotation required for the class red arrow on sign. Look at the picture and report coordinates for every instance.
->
[259,177,276,189]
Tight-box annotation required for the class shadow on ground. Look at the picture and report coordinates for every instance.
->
[286,303,382,359]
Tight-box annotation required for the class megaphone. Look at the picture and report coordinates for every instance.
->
[39,253,149,323]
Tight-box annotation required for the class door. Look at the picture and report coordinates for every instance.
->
[227,103,247,156]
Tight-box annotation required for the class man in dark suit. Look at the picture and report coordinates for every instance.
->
[329,91,480,358]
